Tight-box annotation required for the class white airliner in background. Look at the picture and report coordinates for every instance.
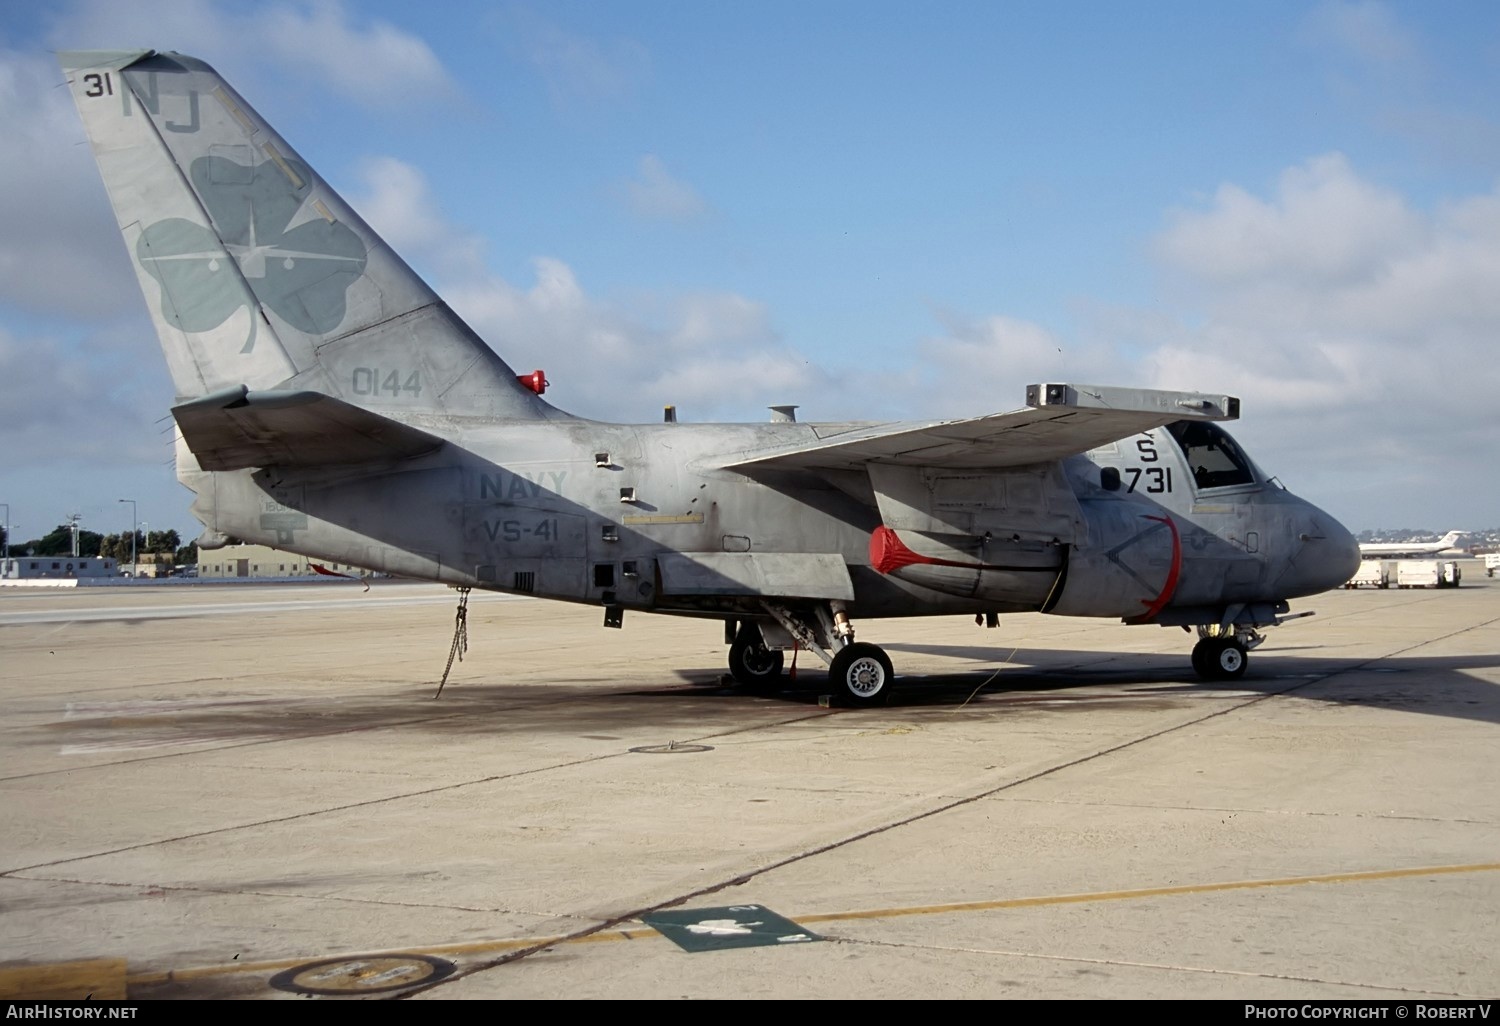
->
[1358,530,1468,559]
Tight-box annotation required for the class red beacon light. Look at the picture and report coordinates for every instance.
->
[518,370,548,395]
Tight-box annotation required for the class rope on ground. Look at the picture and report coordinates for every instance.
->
[956,647,1019,709]
[434,587,471,698]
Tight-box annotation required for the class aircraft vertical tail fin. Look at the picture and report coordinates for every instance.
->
[59,49,556,420]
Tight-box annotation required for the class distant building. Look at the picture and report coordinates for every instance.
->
[122,553,175,578]
[196,543,370,579]
[3,556,119,580]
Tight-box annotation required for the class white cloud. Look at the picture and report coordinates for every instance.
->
[47,0,237,57]
[0,49,142,318]
[1377,107,1500,172]
[503,7,651,110]
[622,155,709,221]
[907,312,1112,417]
[1302,0,1419,68]
[261,0,451,103]
[351,156,485,280]
[0,326,168,469]
[1296,3,1500,177]
[924,313,1075,381]
[347,158,822,422]
[446,259,827,422]
[46,0,454,105]
[1154,153,1426,289]
[1152,153,1500,394]
[1142,153,1500,520]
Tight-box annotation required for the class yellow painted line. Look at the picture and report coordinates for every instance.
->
[621,513,704,526]
[0,958,127,1000]
[792,861,1500,924]
[125,930,661,985]
[122,860,1500,988]
[261,142,304,190]
[128,954,367,985]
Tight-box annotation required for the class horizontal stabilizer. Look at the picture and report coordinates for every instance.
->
[720,383,1239,473]
[172,387,444,471]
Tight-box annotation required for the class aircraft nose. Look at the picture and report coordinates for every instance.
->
[1281,505,1361,597]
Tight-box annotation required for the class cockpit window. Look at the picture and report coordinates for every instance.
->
[1165,420,1256,490]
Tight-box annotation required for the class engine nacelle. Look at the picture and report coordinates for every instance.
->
[870,526,1062,606]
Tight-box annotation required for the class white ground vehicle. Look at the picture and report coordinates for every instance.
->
[1344,562,1391,589]
[1395,561,1461,588]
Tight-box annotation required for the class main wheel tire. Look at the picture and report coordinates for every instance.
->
[1191,638,1214,680]
[728,624,785,691]
[829,642,893,707]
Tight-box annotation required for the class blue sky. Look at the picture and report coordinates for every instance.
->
[2,0,1499,545]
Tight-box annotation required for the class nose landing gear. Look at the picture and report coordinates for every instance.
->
[1191,625,1263,680]
[1192,636,1246,679]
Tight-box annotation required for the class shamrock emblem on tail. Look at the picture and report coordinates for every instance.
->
[137,154,367,353]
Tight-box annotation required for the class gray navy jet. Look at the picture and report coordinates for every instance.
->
[60,50,1361,705]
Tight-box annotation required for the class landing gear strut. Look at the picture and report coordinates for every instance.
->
[730,601,894,707]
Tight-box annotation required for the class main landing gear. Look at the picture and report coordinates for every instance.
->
[725,601,894,707]
[727,623,784,693]
[828,643,894,706]
[1190,624,1265,681]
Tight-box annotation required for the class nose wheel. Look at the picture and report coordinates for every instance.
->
[1192,636,1248,680]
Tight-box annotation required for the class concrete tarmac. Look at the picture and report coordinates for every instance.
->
[0,567,1497,1001]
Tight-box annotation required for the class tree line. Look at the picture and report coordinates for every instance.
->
[2,525,197,566]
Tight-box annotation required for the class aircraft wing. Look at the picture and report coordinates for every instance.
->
[172,387,444,471]
[720,383,1239,472]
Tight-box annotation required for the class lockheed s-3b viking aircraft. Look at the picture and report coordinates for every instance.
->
[60,50,1362,706]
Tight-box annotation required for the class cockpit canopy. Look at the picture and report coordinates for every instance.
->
[1166,420,1257,490]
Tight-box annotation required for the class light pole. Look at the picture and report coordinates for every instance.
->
[1,503,8,574]
[66,513,82,558]
[118,499,136,575]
